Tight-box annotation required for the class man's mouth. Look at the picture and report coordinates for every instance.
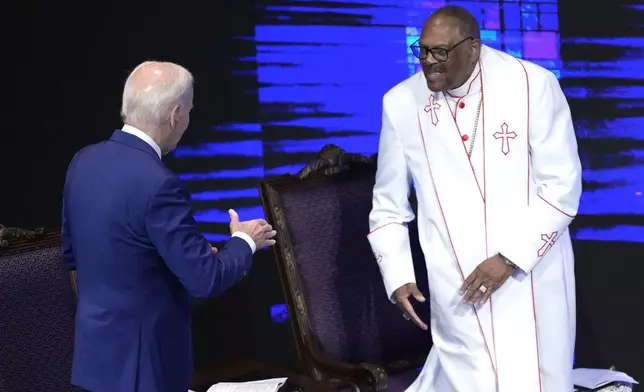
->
[424,67,444,76]
[425,70,444,79]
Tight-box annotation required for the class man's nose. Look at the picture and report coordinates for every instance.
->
[422,55,439,66]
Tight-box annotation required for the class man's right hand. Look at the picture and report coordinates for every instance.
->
[228,209,277,250]
[393,283,428,330]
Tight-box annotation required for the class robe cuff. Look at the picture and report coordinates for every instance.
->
[367,223,416,302]
[497,201,572,274]
[497,221,546,274]
[498,248,537,274]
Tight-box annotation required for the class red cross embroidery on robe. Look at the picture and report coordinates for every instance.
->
[537,231,558,257]
[493,123,517,155]
[424,95,441,126]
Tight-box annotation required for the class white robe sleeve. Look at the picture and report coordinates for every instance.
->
[368,95,416,301]
[498,70,582,273]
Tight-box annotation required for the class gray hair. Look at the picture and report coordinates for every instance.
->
[120,61,194,128]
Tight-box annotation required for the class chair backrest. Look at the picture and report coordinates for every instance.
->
[260,146,431,374]
[0,226,81,392]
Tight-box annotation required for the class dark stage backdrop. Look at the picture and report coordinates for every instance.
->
[2,0,643,383]
[559,0,644,382]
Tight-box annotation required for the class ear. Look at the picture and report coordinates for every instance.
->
[470,39,481,63]
[169,105,181,130]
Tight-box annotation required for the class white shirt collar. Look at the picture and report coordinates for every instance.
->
[121,124,162,158]
[446,61,481,98]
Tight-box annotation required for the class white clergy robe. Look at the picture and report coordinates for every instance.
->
[368,45,582,392]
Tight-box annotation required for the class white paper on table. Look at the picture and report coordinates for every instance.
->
[572,368,638,389]
[204,377,288,392]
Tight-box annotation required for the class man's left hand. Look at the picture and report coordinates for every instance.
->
[460,254,514,305]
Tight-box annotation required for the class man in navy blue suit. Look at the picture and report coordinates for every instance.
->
[62,61,276,392]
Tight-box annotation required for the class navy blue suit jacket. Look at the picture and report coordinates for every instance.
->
[62,130,253,392]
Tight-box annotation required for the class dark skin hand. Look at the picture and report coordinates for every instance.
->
[460,254,515,305]
[393,283,428,330]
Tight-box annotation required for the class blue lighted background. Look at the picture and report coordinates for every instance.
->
[174,1,644,244]
[162,0,644,375]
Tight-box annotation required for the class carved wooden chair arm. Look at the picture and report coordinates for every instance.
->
[0,225,45,248]
[326,379,360,392]
[308,352,387,391]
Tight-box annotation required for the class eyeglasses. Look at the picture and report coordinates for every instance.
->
[409,37,474,62]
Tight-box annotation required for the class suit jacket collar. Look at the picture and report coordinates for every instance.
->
[109,130,161,160]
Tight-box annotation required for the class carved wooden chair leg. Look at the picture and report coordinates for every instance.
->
[328,378,360,391]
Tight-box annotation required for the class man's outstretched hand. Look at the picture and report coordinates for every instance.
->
[228,209,277,250]
[393,283,428,330]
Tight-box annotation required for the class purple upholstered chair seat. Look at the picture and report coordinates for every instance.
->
[0,229,80,392]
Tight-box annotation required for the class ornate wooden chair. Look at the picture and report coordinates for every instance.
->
[0,226,81,391]
[259,145,432,391]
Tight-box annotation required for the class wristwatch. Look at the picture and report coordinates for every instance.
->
[500,254,517,269]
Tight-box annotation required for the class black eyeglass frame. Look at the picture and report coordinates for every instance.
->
[409,36,474,62]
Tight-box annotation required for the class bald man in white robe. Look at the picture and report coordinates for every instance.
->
[368,6,581,392]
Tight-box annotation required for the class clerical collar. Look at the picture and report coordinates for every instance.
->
[446,62,481,98]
